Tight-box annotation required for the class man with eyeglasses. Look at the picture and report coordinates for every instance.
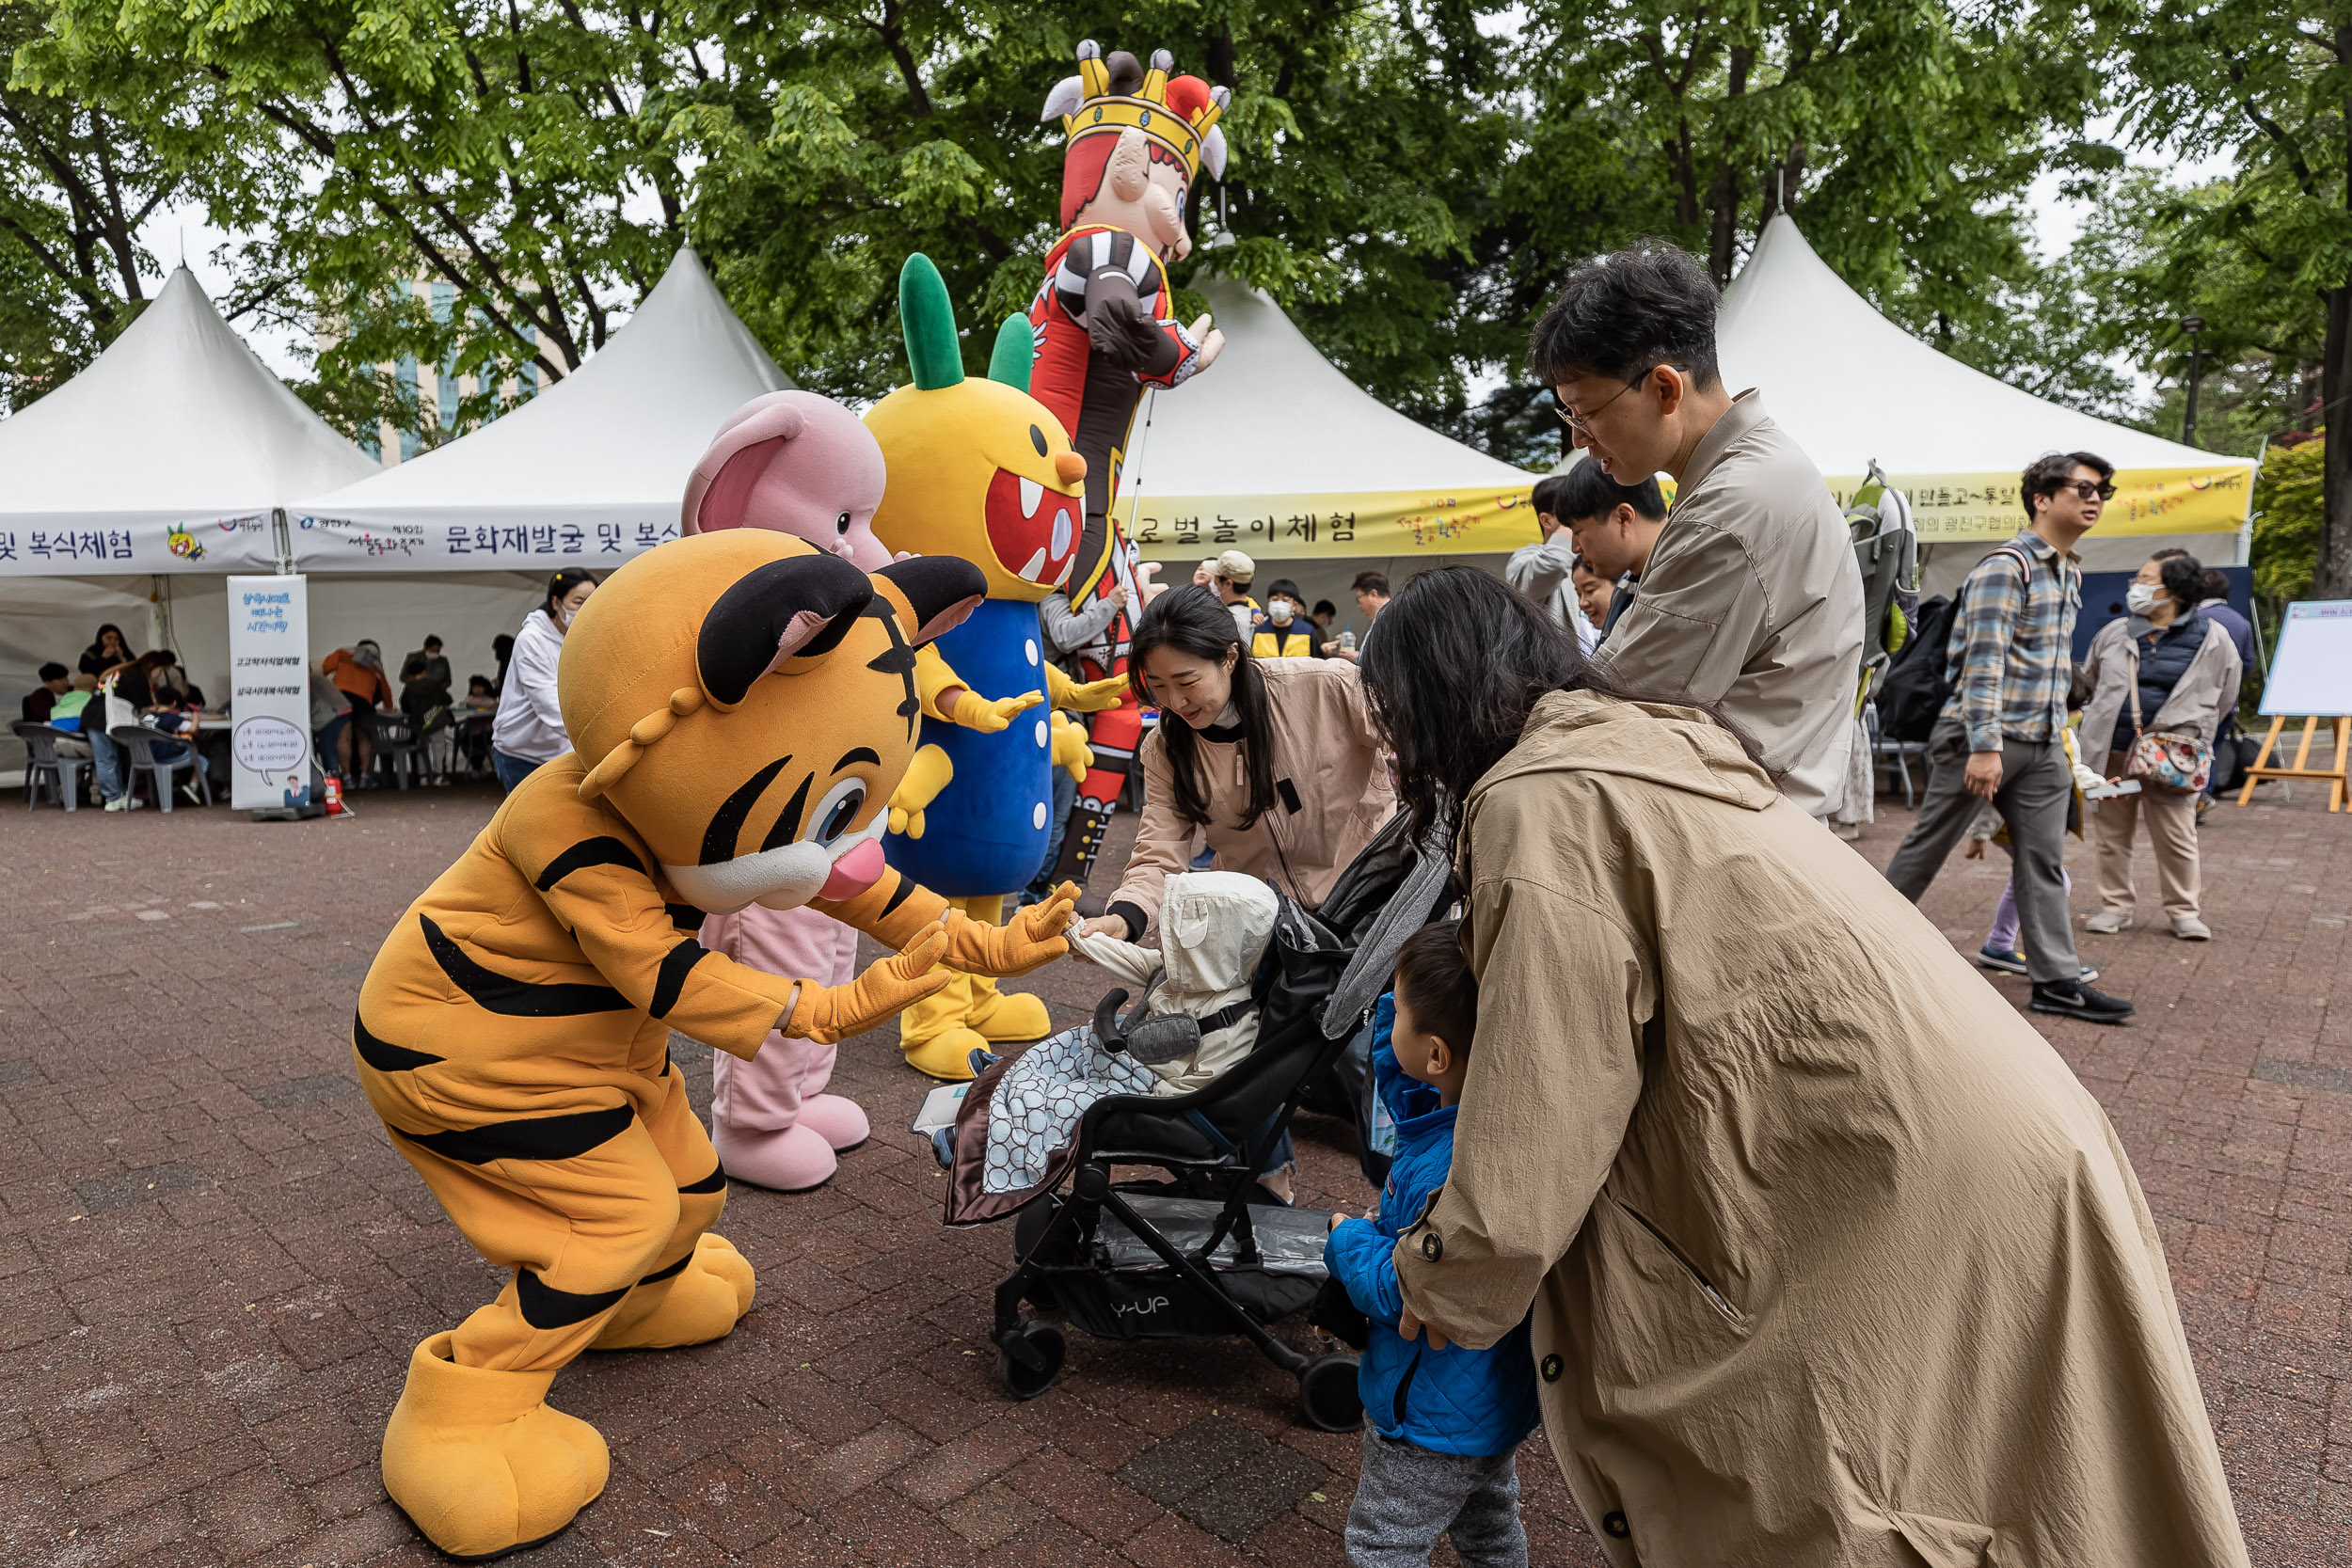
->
[1529,242,1866,819]
[1883,451,2135,1025]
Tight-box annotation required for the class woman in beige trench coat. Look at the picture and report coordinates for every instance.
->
[1359,568,2245,1567]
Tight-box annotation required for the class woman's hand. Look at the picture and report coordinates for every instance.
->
[1396,1305,1452,1351]
[1075,914,1127,941]
[1327,1212,1346,1232]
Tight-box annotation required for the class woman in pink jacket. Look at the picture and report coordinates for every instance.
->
[1078,585,1394,946]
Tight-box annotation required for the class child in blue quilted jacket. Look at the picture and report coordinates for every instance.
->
[1325,921,1539,1567]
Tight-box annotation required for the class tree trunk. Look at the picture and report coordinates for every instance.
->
[2320,283,2352,597]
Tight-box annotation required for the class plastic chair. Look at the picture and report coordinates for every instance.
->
[1865,701,1928,810]
[373,711,422,790]
[109,724,210,813]
[12,721,87,811]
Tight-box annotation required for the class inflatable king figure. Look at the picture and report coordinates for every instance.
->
[676,390,897,1192]
[1028,40,1230,893]
[351,531,1074,1558]
[866,253,1124,1080]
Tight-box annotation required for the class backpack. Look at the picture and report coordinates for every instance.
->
[1846,461,1919,707]
[1877,544,2030,744]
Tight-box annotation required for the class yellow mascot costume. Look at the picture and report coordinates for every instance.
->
[355,531,1075,1559]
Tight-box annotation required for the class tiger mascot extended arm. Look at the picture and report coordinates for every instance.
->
[353,532,1073,1560]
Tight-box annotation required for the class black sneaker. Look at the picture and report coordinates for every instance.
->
[2029,978,2136,1024]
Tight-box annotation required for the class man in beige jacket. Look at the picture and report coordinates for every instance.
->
[1532,241,1864,817]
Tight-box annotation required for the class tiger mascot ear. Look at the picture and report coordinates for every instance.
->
[870,556,985,645]
[696,551,875,707]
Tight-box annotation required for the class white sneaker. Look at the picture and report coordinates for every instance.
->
[103,795,127,812]
[2081,908,2132,935]
[2170,915,2212,941]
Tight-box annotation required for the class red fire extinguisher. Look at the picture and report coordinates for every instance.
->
[324,775,344,816]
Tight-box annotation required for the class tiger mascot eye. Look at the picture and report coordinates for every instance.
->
[353,532,1077,1560]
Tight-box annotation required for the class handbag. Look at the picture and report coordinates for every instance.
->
[2122,641,2213,795]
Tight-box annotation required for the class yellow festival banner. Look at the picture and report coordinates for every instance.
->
[1123,462,2251,562]
[1829,465,2255,544]
[1126,483,1540,562]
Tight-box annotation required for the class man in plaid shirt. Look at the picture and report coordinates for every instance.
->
[1883,451,2136,1024]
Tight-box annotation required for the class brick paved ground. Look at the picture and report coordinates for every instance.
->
[0,780,2346,1567]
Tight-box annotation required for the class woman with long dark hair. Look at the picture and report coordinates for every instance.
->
[492,568,598,792]
[1077,585,1391,945]
[1359,567,2241,1565]
[78,622,132,687]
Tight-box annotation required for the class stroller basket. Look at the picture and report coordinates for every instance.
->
[974,802,1457,1433]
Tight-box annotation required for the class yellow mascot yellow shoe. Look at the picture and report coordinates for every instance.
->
[382,1332,608,1561]
[965,982,1051,1044]
[592,1233,756,1351]
[903,1025,988,1081]
[900,974,983,1080]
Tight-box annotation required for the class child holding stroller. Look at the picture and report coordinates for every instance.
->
[1324,922,1538,1567]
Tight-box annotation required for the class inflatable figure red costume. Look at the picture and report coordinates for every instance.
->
[1028,40,1229,892]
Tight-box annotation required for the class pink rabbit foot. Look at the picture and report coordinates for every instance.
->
[796,1093,871,1153]
[713,1118,838,1194]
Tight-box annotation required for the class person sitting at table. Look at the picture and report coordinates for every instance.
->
[77,623,132,690]
[111,650,213,804]
[456,674,498,779]
[323,641,396,787]
[23,662,71,724]
[22,663,94,762]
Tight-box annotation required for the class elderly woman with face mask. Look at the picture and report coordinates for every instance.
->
[2077,550,2243,941]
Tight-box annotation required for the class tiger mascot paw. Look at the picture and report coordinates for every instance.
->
[382,1332,609,1560]
[590,1233,756,1351]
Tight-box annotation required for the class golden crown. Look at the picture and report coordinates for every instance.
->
[1042,41,1229,184]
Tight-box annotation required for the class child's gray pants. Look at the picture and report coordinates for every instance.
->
[1343,1429,1527,1567]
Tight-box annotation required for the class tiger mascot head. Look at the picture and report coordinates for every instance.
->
[557,531,983,913]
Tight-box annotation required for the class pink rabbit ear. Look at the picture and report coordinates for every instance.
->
[681,400,808,534]
[691,436,785,533]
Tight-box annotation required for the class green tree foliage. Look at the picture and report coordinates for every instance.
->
[2252,435,2324,613]
[2102,0,2352,594]
[13,0,2106,469]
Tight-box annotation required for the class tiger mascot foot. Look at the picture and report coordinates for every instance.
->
[382,1333,609,1561]
[591,1233,755,1350]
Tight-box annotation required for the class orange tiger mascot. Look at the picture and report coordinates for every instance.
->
[353,531,1075,1559]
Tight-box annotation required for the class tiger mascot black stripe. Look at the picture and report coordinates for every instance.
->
[359,533,1076,1559]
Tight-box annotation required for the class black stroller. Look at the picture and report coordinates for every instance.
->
[939,806,1454,1432]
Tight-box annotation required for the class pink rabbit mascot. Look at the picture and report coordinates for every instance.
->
[679,390,894,1190]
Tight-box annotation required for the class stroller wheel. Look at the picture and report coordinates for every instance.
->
[995,1322,1067,1402]
[1296,1353,1364,1433]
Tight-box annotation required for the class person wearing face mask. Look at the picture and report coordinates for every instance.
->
[1079,585,1393,948]
[1250,577,1316,658]
[2076,551,2242,941]
[491,568,598,793]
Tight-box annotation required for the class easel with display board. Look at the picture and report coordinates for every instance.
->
[2236,600,2352,813]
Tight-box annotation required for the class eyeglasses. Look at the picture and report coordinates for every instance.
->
[2054,480,2118,502]
[1553,365,1687,436]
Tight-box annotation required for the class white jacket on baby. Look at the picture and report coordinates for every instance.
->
[1069,871,1278,1096]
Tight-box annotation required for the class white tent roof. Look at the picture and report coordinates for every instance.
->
[1118,276,1538,560]
[1125,277,1534,497]
[298,246,789,567]
[0,266,375,574]
[1719,215,2249,479]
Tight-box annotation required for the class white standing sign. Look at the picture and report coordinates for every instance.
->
[227,575,316,810]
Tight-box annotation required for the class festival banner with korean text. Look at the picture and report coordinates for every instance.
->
[290,511,683,571]
[226,575,316,810]
[0,513,280,576]
[1835,465,2254,543]
[1125,483,1540,562]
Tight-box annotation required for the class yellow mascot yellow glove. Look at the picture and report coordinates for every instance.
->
[949,687,1044,733]
[886,743,954,838]
[782,927,952,1044]
[1058,673,1129,713]
[942,883,1077,976]
[1050,711,1094,783]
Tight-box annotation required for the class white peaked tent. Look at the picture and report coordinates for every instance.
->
[1719,215,2258,568]
[296,246,792,571]
[1117,277,1541,574]
[0,265,376,578]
